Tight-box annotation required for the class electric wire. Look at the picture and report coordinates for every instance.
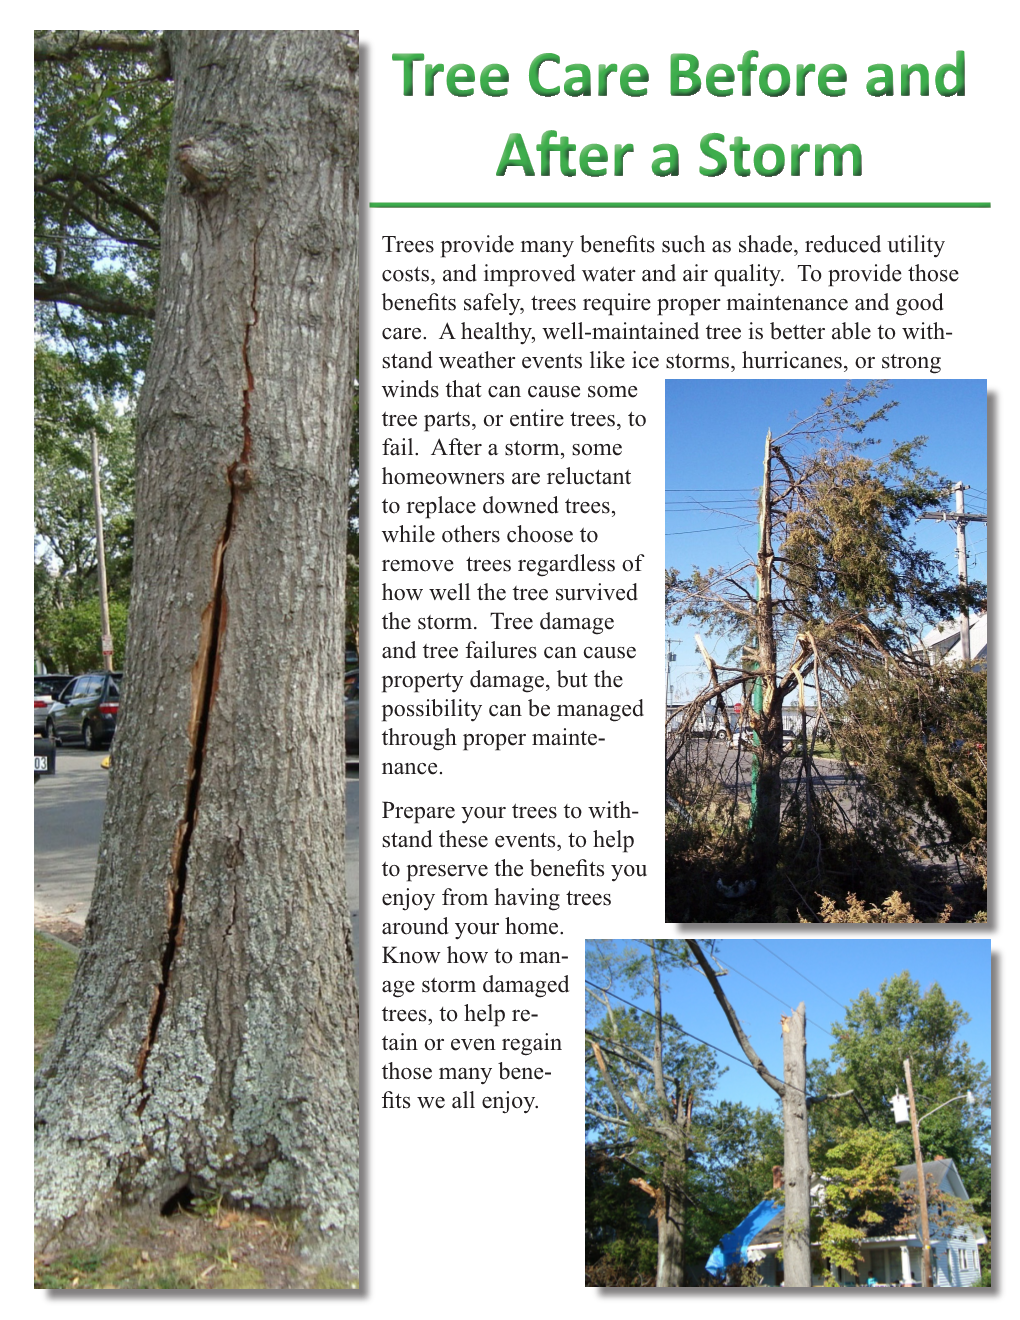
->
[751,940,848,1011]
[584,978,814,1099]
[712,956,835,1039]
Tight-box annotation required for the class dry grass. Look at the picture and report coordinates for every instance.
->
[34,930,357,1291]
[34,1201,356,1289]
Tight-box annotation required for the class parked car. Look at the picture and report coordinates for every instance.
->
[34,674,73,735]
[344,668,359,756]
[46,671,122,750]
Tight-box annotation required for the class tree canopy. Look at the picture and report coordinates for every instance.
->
[35,30,170,386]
[809,971,990,1213]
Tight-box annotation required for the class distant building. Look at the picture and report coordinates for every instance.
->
[918,612,987,667]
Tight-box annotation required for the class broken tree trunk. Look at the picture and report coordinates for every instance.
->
[781,1004,812,1288]
[687,942,814,1288]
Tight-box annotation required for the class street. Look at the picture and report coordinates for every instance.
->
[34,747,360,977]
[666,735,860,815]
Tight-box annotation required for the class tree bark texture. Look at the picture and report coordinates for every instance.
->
[658,1153,687,1286]
[781,1004,811,1287]
[35,31,360,1271]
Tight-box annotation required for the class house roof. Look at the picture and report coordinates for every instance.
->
[895,1160,955,1196]
[918,613,987,665]
[744,1160,964,1249]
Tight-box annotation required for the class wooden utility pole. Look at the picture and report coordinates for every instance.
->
[89,431,114,671]
[920,483,986,665]
[686,940,813,1287]
[903,1058,933,1287]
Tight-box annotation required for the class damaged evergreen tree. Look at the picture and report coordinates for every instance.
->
[665,382,985,922]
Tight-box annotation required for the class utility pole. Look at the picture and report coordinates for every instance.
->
[90,431,114,672]
[920,483,986,664]
[903,1057,933,1288]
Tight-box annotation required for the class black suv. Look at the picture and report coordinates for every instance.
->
[46,671,122,750]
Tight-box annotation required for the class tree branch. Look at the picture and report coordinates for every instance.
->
[585,1107,632,1128]
[34,278,155,320]
[588,1041,643,1126]
[35,31,167,70]
[36,170,161,234]
[587,1032,688,1088]
[35,184,160,250]
[686,939,786,1097]
[587,990,655,1109]
[807,1089,872,1126]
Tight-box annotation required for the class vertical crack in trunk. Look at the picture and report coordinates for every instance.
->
[136,240,260,1102]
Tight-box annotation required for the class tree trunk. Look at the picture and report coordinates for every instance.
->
[35,31,360,1272]
[751,721,786,862]
[781,1004,812,1287]
[658,1153,687,1286]
[750,429,785,864]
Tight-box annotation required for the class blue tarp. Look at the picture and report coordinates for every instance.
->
[705,1199,782,1278]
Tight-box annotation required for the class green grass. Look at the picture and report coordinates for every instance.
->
[35,932,77,1070]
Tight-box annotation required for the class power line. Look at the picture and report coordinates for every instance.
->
[667,524,754,536]
[751,940,847,1011]
[584,978,813,1099]
[713,956,835,1039]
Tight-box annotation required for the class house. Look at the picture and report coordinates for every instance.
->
[917,612,987,667]
[709,1159,986,1287]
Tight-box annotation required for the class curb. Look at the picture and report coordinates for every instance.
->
[34,929,80,956]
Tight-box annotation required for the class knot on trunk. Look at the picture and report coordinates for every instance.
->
[177,136,242,193]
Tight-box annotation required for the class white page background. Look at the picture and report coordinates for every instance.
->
[10,4,1012,1311]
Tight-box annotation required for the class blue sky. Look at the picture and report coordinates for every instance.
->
[664,378,988,700]
[586,937,991,1114]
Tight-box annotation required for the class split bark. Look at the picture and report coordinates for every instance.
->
[35,31,360,1272]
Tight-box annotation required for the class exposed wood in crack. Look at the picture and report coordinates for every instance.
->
[135,238,260,1102]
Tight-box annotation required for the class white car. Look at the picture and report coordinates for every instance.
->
[34,675,73,735]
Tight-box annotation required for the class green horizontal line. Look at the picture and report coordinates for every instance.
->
[370,200,989,209]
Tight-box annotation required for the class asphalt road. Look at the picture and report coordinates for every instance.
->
[35,746,360,976]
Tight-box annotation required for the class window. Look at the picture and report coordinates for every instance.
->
[960,1249,969,1271]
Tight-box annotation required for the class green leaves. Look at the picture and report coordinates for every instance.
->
[35,31,172,386]
[809,972,990,1215]
[34,345,135,669]
[834,663,987,877]
[815,1127,903,1284]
